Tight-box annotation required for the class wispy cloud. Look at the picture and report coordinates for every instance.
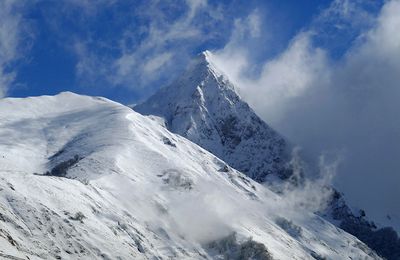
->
[210,0,400,226]
[207,10,264,87]
[0,0,30,97]
[311,0,381,55]
[68,0,228,92]
[212,31,329,123]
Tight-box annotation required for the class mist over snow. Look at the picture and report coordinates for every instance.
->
[209,0,400,229]
[0,0,399,258]
[0,92,383,259]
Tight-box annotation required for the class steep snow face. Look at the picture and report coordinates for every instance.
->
[134,52,400,259]
[0,93,381,259]
[135,52,289,182]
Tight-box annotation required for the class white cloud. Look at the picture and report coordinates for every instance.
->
[143,52,173,74]
[110,0,210,86]
[211,19,329,123]
[74,41,112,86]
[72,0,225,90]
[316,0,377,29]
[0,0,26,97]
[209,10,263,86]
[186,0,207,20]
[247,10,261,38]
[211,0,400,228]
[63,0,116,14]
[114,53,136,77]
[243,32,328,123]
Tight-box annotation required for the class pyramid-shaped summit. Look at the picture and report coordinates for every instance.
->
[135,51,290,182]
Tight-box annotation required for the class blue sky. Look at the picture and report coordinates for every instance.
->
[3,0,339,104]
[3,0,400,228]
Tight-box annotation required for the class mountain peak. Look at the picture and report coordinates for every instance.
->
[185,50,227,84]
[194,50,212,65]
[198,50,212,61]
[135,53,289,182]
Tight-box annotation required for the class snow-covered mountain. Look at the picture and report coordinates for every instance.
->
[135,51,400,260]
[0,92,381,259]
[135,51,290,183]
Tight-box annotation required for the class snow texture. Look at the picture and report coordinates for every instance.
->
[135,51,399,259]
[0,92,382,259]
[135,51,290,183]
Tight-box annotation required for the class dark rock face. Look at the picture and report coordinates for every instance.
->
[207,233,274,260]
[158,169,194,190]
[162,137,177,147]
[275,217,302,239]
[45,155,82,177]
[325,189,400,260]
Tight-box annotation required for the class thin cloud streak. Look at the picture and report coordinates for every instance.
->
[0,0,30,97]
[71,0,226,91]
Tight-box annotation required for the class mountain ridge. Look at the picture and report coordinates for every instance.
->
[0,92,382,259]
[135,51,400,259]
[135,51,291,183]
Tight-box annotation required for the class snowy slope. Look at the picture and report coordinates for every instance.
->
[135,51,289,183]
[0,92,381,259]
[135,51,400,260]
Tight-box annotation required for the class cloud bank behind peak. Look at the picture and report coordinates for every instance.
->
[209,0,400,229]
